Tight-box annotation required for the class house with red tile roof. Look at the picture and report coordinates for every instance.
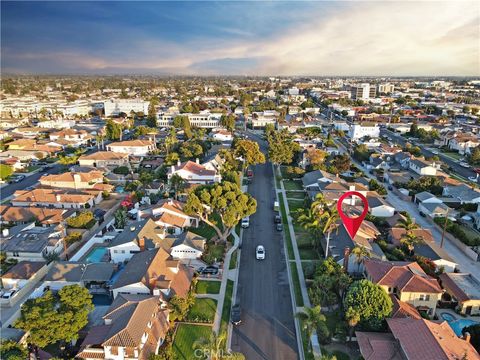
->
[167,159,221,184]
[364,258,442,316]
[357,318,479,360]
[111,248,194,300]
[148,199,199,234]
[0,205,74,226]
[77,294,169,360]
[12,188,100,209]
[78,151,130,168]
[39,170,104,190]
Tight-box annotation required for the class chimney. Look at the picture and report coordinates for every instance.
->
[56,195,61,202]
[196,158,199,164]
[464,332,471,343]
[2,228,9,237]
[177,160,181,166]
[171,165,175,173]
[343,247,351,273]
[138,237,145,251]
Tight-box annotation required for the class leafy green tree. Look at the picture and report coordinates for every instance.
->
[309,258,351,306]
[0,164,13,180]
[147,98,158,127]
[169,174,186,199]
[0,340,28,360]
[233,139,266,168]
[330,154,351,173]
[296,306,326,351]
[184,182,257,241]
[469,146,480,165]
[114,208,128,229]
[368,179,387,195]
[173,115,192,138]
[351,246,369,273]
[353,144,370,162]
[14,285,93,348]
[165,152,180,165]
[267,129,301,165]
[179,141,204,160]
[220,114,236,131]
[345,307,361,341]
[165,128,178,154]
[66,211,95,229]
[307,149,328,168]
[105,120,123,140]
[344,279,392,330]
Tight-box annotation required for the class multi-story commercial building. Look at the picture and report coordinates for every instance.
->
[351,83,376,100]
[349,124,380,139]
[377,83,395,94]
[100,99,150,117]
[157,111,222,128]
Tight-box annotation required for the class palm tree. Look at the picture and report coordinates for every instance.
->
[170,174,186,200]
[400,231,422,255]
[396,214,418,231]
[296,305,326,351]
[295,208,322,248]
[351,246,369,273]
[345,307,361,342]
[319,207,339,259]
[192,331,226,360]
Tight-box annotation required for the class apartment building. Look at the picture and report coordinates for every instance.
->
[351,83,376,100]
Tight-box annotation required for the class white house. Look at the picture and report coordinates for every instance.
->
[101,99,150,117]
[409,158,438,176]
[167,160,221,184]
[349,124,380,140]
[150,199,199,235]
[212,129,233,142]
[106,140,155,156]
[367,196,395,218]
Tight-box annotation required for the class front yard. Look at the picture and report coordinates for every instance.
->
[195,280,221,294]
[186,298,217,323]
[219,280,234,335]
[283,179,304,191]
[172,324,212,360]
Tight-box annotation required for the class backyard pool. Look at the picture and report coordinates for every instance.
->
[115,186,125,193]
[85,247,108,263]
[441,312,480,336]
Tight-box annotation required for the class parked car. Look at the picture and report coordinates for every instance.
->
[468,176,478,182]
[200,266,219,275]
[241,216,250,228]
[231,304,242,325]
[274,214,281,223]
[13,175,25,183]
[460,162,471,168]
[276,223,283,232]
[1,290,16,299]
[256,245,265,260]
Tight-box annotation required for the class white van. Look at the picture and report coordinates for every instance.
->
[274,201,280,212]
[241,216,250,228]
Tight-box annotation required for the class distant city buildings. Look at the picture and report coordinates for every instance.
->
[350,83,376,100]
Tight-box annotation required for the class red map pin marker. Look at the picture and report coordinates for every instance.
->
[337,191,369,239]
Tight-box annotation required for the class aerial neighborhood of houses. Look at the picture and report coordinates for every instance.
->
[1,76,480,360]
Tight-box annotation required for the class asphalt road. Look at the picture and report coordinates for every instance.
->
[231,133,299,360]
[1,164,63,200]
[380,128,477,180]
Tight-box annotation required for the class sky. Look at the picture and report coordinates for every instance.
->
[1,1,479,76]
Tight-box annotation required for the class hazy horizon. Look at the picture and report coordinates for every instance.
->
[2,1,479,76]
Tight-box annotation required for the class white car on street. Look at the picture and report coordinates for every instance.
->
[256,245,265,260]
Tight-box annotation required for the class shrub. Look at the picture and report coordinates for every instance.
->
[113,166,129,175]
[65,232,82,244]
[317,321,331,344]
[66,211,95,229]
[284,166,305,179]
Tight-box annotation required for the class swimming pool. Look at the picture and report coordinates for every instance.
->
[441,312,480,336]
[115,186,125,193]
[85,247,108,263]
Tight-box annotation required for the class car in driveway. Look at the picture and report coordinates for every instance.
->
[199,266,219,275]
[256,245,265,260]
[231,304,242,325]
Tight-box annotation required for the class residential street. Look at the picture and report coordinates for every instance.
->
[334,138,480,276]
[231,135,299,359]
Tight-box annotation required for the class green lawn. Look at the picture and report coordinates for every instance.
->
[287,199,304,214]
[279,196,295,260]
[220,280,234,336]
[196,280,221,294]
[229,249,238,269]
[458,224,480,246]
[324,310,343,335]
[441,151,462,160]
[172,324,212,360]
[186,298,217,323]
[289,261,304,307]
[286,191,306,199]
[202,243,226,264]
[283,180,303,191]
[190,214,223,241]
[298,247,320,260]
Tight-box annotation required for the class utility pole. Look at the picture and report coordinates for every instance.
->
[440,208,449,248]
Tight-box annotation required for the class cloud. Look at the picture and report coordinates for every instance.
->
[2,1,479,75]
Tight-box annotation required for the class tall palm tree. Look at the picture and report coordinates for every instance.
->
[400,231,422,255]
[396,214,418,231]
[295,208,322,248]
[345,307,361,342]
[319,207,339,259]
[296,305,326,351]
[351,246,369,273]
[192,331,226,360]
